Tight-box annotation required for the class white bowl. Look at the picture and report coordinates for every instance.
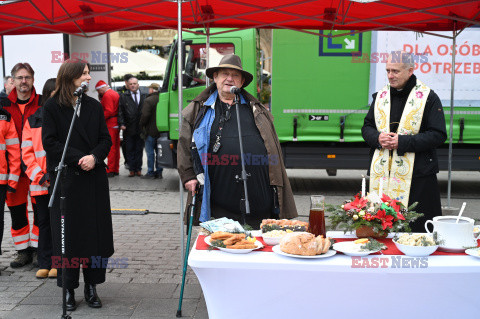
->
[262,235,282,246]
[393,239,438,257]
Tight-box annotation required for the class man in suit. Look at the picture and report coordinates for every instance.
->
[118,77,145,176]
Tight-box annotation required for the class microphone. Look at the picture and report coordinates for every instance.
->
[73,81,89,96]
[229,86,241,94]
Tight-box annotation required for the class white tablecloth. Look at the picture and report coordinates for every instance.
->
[188,231,480,319]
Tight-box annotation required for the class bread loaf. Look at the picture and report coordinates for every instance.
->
[279,232,332,256]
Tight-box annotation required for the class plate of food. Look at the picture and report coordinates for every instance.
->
[465,247,480,259]
[332,239,385,256]
[204,232,263,254]
[271,232,336,259]
[272,245,336,259]
[392,233,439,257]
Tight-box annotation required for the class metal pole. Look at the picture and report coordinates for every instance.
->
[206,27,210,87]
[447,22,457,208]
[177,0,185,265]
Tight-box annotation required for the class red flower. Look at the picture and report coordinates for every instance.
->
[381,194,392,202]
[390,199,401,213]
[344,195,368,212]
[380,91,387,98]
[396,212,406,220]
[416,91,423,99]
[375,209,394,230]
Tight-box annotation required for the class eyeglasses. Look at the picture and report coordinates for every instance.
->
[14,76,33,81]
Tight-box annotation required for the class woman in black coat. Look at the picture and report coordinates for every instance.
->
[42,60,113,311]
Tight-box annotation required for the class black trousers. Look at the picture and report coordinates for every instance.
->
[34,194,53,269]
[408,174,442,232]
[0,184,6,255]
[57,262,107,289]
[124,133,144,172]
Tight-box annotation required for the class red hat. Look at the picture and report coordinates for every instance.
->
[95,80,107,90]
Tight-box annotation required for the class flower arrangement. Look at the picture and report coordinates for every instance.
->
[328,192,423,237]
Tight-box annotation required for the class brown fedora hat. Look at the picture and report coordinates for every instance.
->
[205,54,253,88]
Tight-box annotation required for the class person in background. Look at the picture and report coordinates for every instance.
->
[362,51,447,232]
[0,63,42,268]
[139,83,163,179]
[117,74,133,169]
[0,76,14,99]
[0,102,21,276]
[21,78,57,279]
[42,59,113,311]
[96,80,121,177]
[118,77,145,177]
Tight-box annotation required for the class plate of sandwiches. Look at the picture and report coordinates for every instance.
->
[205,231,264,254]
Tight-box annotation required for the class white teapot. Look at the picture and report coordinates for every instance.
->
[425,216,479,252]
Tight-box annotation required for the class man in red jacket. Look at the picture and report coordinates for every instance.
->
[0,62,42,268]
[96,80,120,177]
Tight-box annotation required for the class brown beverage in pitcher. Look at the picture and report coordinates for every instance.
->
[309,195,326,237]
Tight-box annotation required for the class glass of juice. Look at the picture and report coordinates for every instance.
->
[309,195,326,237]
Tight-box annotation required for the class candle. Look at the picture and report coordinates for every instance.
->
[361,175,366,198]
[379,177,384,196]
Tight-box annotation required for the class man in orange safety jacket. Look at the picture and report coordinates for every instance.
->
[0,107,21,275]
[0,63,42,268]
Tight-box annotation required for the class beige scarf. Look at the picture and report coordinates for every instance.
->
[369,79,430,206]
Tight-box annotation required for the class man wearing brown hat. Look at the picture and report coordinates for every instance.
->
[177,54,297,227]
[140,83,163,179]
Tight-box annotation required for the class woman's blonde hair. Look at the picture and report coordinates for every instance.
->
[54,59,90,107]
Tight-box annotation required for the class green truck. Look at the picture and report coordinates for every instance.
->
[156,29,480,173]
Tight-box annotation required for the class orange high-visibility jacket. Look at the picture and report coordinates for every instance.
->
[21,108,48,196]
[0,108,21,191]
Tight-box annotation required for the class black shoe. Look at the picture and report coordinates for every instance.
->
[114,172,119,176]
[155,172,163,179]
[141,173,155,179]
[106,172,115,178]
[10,249,32,268]
[84,284,102,308]
[66,289,77,311]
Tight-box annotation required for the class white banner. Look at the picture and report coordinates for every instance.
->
[370,29,480,107]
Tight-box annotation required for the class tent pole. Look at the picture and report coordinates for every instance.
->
[447,22,457,208]
[177,0,185,266]
[206,26,210,87]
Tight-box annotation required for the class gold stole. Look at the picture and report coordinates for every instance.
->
[369,79,430,206]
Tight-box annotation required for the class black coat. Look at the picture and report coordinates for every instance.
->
[42,95,114,259]
[139,92,160,138]
[362,75,447,178]
[118,90,145,136]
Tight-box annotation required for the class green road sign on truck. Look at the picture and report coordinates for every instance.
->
[156,29,480,173]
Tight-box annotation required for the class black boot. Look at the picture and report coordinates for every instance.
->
[10,249,33,268]
[66,289,77,311]
[84,283,102,308]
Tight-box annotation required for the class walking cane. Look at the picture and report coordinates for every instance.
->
[176,186,198,317]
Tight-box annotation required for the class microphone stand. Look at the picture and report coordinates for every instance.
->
[233,92,251,226]
[48,92,83,319]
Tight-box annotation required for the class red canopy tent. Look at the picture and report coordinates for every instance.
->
[0,0,479,38]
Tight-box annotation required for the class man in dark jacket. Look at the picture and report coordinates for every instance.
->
[139,83,163,179]
[118,77,145,176]
[362,51,447,232]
